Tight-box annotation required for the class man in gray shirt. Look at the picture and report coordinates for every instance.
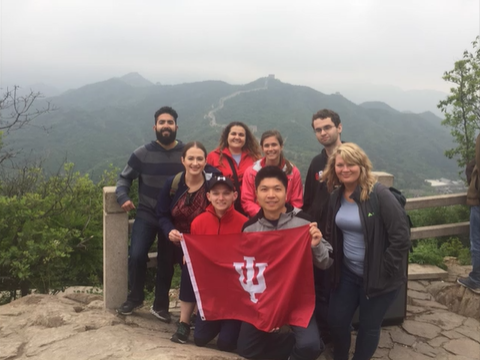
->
[115,106,184,322]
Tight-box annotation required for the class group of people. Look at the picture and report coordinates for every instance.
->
[114,106,413,360]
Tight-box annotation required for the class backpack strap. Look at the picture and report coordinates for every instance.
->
[169,172,183,198]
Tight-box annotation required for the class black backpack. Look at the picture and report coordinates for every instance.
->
[370,183,413,232]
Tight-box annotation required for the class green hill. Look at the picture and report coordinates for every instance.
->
[4,75,457,189]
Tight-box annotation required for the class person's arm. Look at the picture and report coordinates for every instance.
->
[156,176,176,240]
[376,186,411,277]
[115,153,140,211]
[289,167,304,209]
[309,222,334,269]
[241,167,261,217]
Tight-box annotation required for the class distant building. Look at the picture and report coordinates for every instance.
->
[268,74,275,79]
[425,178,466,194]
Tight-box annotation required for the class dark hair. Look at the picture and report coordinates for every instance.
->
[154,106,178,124]
[182,141,207,158]
[260,129,293,175]
[311,109,341,128]
[217,122,262,164]
[255,166,288,191]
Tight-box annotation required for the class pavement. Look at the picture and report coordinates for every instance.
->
[0,264,479,360]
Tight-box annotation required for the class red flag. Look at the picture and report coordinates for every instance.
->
[181,225,315,332]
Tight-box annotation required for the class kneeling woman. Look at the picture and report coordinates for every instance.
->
[157,141,220,344]
[241,129,303,217]
[322,143,410,360]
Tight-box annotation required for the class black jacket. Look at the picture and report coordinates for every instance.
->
[325,183,411,298]
[303,149,330,234]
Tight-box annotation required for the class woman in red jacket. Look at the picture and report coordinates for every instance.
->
[241,129,303,217]
[206,122,261,214]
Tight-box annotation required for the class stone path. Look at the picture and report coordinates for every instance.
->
[1,264,479,360]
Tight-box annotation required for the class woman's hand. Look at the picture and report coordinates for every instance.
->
[169,229,182,243]
[309,222,322,247]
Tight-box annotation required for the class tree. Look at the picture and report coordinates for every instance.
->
[0,86,55,166]
[438,37,480,171]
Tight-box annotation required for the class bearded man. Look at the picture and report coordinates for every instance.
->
[115,106,184,321]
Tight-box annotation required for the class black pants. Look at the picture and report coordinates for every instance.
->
[237,315,324,360]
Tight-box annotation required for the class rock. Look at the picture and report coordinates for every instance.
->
[388,343,432,360]
[389,327,417,346]
[372,347,389,358]
[411,299,448,310]
[402,320,442,340]
[426,281,456,297]
[427,336,450,347]
[414,311,466,330]
[455,326,480,343]
[441,330,465,339]
[463,317,480,330]
[0,338,23,360]
[408,281,427,292]
[378,330,394,349]
[408,290,432,301]
[433,284,480,320]
[443,338,480,359]
[407,305,428,314]
[413,341,441,358]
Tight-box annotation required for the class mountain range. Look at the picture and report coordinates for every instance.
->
[3,73,458,190]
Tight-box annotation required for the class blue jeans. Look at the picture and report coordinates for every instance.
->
[469,205,480,285]
[127,217,174,311]
[328,265,399,360]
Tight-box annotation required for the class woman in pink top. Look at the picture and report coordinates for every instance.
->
[241,129,303,217]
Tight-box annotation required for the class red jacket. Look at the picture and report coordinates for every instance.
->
[191,204,248,235]
[206,148,256,192]
[241,158,304,217]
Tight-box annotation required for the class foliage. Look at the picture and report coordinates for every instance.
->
[438,37,480,172]
[409,239,446,269]
[409,237,472,269]
[408,205,470,228]
[0,163,118,301]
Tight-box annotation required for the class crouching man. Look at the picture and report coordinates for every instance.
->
[237,166,333,360]
[190,175,248,351]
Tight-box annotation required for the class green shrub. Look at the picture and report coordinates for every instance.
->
[409,239,446,270]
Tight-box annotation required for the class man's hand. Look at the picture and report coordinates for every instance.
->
[121,200,135,212]
[309,222,322,247]
[169,229,182,243]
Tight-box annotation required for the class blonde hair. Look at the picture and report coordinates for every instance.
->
[321,143,376,201]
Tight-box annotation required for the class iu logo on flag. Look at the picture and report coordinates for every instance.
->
[233,256,268,303]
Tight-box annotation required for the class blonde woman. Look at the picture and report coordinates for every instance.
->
[322,143,410,360]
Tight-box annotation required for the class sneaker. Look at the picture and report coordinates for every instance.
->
[457,277,480,294]
[150,306,172,323]
[116,300,143,315]
[170,321,190,344]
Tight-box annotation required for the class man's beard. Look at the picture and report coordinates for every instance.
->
[156,128,177,145]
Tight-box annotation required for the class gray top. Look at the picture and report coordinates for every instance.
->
[115,140,185,224]
[336,196,365,276]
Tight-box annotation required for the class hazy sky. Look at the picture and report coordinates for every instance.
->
[1,0,478,93]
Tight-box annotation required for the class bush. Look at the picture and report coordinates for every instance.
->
[409,239,446,269]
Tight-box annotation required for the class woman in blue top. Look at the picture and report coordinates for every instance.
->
[322,143,410,360]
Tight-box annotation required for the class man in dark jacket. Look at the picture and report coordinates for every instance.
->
[458,133,480,294]
[303,109,342,342]
[115,106,184,321]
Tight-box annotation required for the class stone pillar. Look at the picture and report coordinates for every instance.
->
[103,186,128,310]
[374,171,394,187]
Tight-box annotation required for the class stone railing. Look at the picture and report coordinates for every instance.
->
[102,172,470,309]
